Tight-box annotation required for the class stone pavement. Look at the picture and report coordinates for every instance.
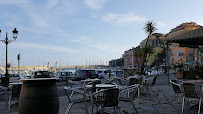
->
[0,74,201,114]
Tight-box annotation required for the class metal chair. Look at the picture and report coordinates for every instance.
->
[144,76,157,87]
[91,88,120,114]
[119,85,139,114]
[181,83,202,114]
[170,80,183,104]
[63,86,88,114]
[8,84,21,111]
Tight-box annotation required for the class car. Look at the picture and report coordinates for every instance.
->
[31,71,51,78]
[55,71,74,81]
[145,70,158,75]
[73,69,98,81]
[113,70,124,77]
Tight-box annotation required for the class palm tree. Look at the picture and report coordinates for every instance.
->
[139,21,157,75]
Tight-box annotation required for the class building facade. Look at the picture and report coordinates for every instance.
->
[167,22,201,66]
[123,47,142,68]
[109,58,124,68]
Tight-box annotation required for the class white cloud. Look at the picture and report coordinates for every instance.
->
[29,14,49,28]
[11,42,76,53]
[47,0,59,8]
[103,12,146,24]
[69,37,131,53]
[0,0,27,5]
[84,0,106,9]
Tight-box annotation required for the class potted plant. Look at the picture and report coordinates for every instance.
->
[176,62,184,79]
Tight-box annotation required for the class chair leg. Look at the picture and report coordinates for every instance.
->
[8,97,11,111]
[117,106,121,114]
[198,97,202,114]
[171,93,175,105]
[182,96,185,113]
[131,101,138,114]
[65,103,73,114]
[177,93,183,103]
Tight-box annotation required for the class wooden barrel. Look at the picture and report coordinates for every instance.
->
[19,78,59,114]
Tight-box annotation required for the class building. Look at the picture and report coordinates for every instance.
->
[139,33,165,66]
[108,58,124,68]
[166,22,201,66]
[140,33,164,48]
[123,47,142,68]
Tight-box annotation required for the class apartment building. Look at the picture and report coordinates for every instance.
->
[166,22,201,65]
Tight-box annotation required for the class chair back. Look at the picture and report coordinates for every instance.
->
[117,78,123,86]
[120,85,138,101]
[129,78,139,85]
[151,76,157,85]
[103,88,119,107]
[170,80,182,93]
[182,83,200,98]
[11,84,21,98]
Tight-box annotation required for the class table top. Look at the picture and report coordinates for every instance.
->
[20,78,58,81]
[181,79,203,84]
[85,84,116,88]
[9,82,23,85]
[81,78,100,82]
[127,75,143,79]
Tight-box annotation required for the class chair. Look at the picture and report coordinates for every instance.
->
[170,80,183,104]
[181,83,202,114]
[63,86,88,114]
[119,85,139,114]
[8,84,21,111]
[91,88,120,114]
[144,76,157,88]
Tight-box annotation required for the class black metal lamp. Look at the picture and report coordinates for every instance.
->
[12,28,18,40]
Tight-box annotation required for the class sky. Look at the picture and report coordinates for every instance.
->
[0,0,203,67]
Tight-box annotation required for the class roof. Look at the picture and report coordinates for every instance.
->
[167,27,203,48]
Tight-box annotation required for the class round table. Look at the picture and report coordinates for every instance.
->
[127,75,143,79]
[9,82,23,85]
[81,78,100,82]
[85,84,116,88]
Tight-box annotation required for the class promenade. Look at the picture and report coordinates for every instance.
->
[0,73,199,114]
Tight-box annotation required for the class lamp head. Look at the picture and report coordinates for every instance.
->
[12,28,18,39]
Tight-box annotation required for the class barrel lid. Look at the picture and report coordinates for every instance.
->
[20,78,58,81]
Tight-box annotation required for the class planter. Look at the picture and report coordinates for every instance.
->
[176,71,183,79]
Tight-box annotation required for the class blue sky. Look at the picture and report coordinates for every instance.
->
[0,0,203,66]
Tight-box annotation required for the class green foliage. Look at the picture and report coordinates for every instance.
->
[143,21,157,35]
[195,65,203,78]
[177,62,184,71]
[122,110,129,114]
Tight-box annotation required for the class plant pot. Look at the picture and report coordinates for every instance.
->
[176,71,183,79]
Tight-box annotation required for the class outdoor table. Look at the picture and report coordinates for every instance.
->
[127,75,143,80]
[81,78,100,82]
[9,82,23,86]
[181,79,203,84]
[85,84,116,89]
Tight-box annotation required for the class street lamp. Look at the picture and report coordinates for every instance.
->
[0,28,18,87]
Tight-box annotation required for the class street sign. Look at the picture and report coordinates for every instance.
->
[7,63,10,68]
[17,54,21,60]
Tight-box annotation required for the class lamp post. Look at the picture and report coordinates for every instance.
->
[0,28,18,87]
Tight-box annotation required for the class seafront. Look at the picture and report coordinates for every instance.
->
[0,73,199,114]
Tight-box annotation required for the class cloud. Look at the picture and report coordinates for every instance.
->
[11,42,76,53]
[0,0,27,5]
[103,12,147,24]
[47,0,59,8]
[84,0,106,9]
[69,37,131,53]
